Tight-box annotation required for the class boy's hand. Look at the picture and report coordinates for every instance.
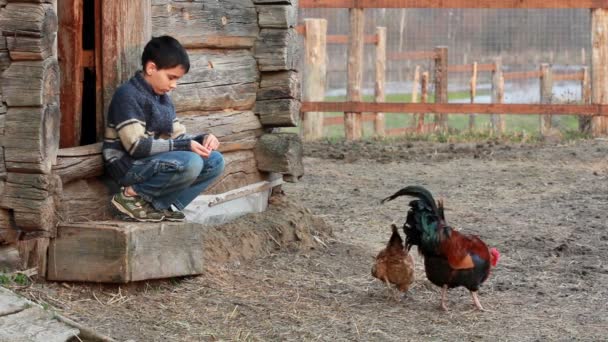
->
[203,134,220,151]
[190,140,211,158]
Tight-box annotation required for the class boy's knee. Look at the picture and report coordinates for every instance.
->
[183,152,204,180]
[208,151,225,176]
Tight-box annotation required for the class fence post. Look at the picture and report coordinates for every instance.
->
[345,8,365,140]
[302,19,327,141]
[592,9,608,136]
[434,46,448,132]
[579,66,592,134]
[490,57,503,135]
[410,65,420,128]
[374,26,386,137]
[469,61,478,131]
[418,71,429,133]
[540,63,553,135]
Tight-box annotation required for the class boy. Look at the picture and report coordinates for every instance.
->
[102,35,224,222]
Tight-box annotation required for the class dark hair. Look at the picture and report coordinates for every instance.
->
[141,36,190,73]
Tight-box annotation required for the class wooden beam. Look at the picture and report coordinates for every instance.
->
[58,0,83,148]
[448,63,495,73]
[301,19,327,141]
[295,25,378,44]
[299,0,608,9]
[553,71,585,82]
[301,102,608,116]
[503,70,542,80]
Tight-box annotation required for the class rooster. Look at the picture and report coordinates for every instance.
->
[371,224,415,297]
[382,186,500,311]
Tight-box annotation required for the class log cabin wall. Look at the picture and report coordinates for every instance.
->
[0,0,60,275]
[151,0,302,195]
[0,0,302,276]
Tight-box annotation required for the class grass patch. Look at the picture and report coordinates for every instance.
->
[0,272,32,287]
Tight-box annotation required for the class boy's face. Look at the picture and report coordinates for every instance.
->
[143,62,186,95]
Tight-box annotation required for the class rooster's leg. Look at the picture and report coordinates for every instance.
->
[470,291,485,311]
[440,285,449,311]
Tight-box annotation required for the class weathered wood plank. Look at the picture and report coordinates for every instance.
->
[178,110,264,143]
[206,150,266,194]
[3,105,60,174]
[102,0,151,126]
[53,154,104,185]
[48,221,206,283]
[58,0,83,147]
[255,28,299,71]
[0,3,57,37]
[257,71,301,100]
[0,307,79,341]
[1,59,59,107]
[0,208,19,245]
[172,49,259,112]
[254,133,303,181]
[58,178,114,223]
[255,99,301,127]
[1,173,58,233]
[16,237,48,277]
[257,3,298,28]
[6,36,53,61]
[152,0,259,49]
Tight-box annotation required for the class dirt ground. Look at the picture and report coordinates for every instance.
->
[12,138,608,341]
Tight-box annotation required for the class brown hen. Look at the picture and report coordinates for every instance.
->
[372,224,415,295]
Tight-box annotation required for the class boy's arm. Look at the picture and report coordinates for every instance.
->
[111,91,193,159]
[170,118,207,145]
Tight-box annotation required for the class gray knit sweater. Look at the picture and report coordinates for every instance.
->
[102,71,205,183]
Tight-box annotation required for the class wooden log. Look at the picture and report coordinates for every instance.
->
[255,28,299,71]
[1,58,59,107]
[16,237,48,277]
[257,3,298,29]
[58,0,84,148]
[345,8,364,140]
[255,99,301,127]
[3,105,60,174]
[53,145,104,185]
[48,221,207,283]
[0,208,19,246]
[490,57,503,134]
[0,3,57,36]
[579,66,592,134]
[257,71,301,101]
[152,0,258,49]
[206,150,266,194]
[540,63,554,135]
[469,61,478,130]
[0,173,59,233]
[301,18,326,141]
[102,0,151,123]
[173,49,258,112]
[254,133,303,181]
[592,9,608,136]
[0,2,56,61]
[374,26,387,137]
[179,110,264,143]
[58,178,115,223]
[434,46,448,131]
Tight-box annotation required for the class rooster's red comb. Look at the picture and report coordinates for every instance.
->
[490,248,500,267]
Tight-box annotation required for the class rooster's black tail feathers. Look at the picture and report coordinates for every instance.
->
[381,185,439,215]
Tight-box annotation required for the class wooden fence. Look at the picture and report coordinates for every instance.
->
[298,0,608,140]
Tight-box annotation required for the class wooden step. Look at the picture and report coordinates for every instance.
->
[47,221,206,283]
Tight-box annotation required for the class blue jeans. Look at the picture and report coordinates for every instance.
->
[119,151,225,210]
